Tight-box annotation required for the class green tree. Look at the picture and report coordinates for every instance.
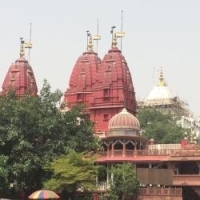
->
[0,155,9,193]
[61,104,100,153]
[0,80,99,197]
[108,163,139,200]
[43,150,97,200]
[137,108,184,144]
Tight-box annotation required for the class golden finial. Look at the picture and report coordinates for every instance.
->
[112,33,118,48]
[110,26,116,48]
[87,35,93,51]
[19,38,25,57]
[19,37,32,58]
[110,25,125,48]
[157,68,166,86]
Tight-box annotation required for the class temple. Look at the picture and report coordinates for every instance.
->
[2,31,200,199]
[138,69,200,137]
[64,31,200,199]
[1,38,38,97]
[64,32,136,137]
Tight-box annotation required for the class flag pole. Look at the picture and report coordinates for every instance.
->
[120,10,123,52]
[28,23,32,62]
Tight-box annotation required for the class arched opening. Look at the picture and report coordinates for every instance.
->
[126,141,134,150]
[102,143,108,151]
[114,140,123,150]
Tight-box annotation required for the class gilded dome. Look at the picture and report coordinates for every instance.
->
[108,108,140,136]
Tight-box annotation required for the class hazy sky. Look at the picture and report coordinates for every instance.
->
[0,0,200,116]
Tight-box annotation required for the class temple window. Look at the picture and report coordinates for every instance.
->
[103,88,110,97]
[103,114,109,121]
[77,93,83,101]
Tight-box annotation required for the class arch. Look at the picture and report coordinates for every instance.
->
[102,143,108,151]
[126,141,135,150]
[114,140,123,150]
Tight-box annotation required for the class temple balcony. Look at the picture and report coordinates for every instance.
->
[173,175,200,186]
[97,176,200,190]
[98,148,200,158]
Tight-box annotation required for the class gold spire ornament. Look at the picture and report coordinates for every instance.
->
[19,37,32,58]
[157,69,166,86]
[87,34,101,52]
[110,28,125,48]
[112,33,118,48]
[87,35,93,51]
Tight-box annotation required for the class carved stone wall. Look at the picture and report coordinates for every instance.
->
[138,187,182,200]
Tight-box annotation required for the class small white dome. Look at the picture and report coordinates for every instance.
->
[147,86,173,100]
[144,69,174,106]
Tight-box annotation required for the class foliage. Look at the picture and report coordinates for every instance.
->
[0,155,9,191]
[43,151,97,199]
[137,108,185,144]
[61,104,101,153]
[0,80,99,197]
[108,163,139,200]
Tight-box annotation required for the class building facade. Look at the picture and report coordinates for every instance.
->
[64,33,200,199]
[138,69,200,138]
[64,33,136,137]
[2,33,200,199]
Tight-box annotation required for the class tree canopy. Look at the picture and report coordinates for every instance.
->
[0,80,100,198]
[43,150,97,199]
[107,163,139,200]
[137,108,185,144]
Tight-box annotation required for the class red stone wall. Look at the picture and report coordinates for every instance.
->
[138,187,182,200]
[64,47,137,135]
[2,58,38,96]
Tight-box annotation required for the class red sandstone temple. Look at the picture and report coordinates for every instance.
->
[2,33,200,199]
[64,31,200,200]
[1,38,38,97]
[64,33,136,137]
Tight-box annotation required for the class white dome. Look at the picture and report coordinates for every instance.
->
[144,69,174,106]
[147,85,173,100]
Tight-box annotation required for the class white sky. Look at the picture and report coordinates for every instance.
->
[0,0,200,116]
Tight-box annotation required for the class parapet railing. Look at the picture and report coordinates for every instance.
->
[139,187,182,197]
[99,148,200,157]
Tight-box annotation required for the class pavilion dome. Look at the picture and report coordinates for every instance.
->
[108,108,140,136]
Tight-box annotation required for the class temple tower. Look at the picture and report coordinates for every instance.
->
[1,38,38,96]
[64,31,137,137]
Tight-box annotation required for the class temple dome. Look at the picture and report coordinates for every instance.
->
[96,32,137,115]
[1,58,38,96]
[108,108,140,136]
[147,86,173,100]
[65,36,101,95]
[144,69,173,106]
[1,39,38,97]
[67,50,101,92]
